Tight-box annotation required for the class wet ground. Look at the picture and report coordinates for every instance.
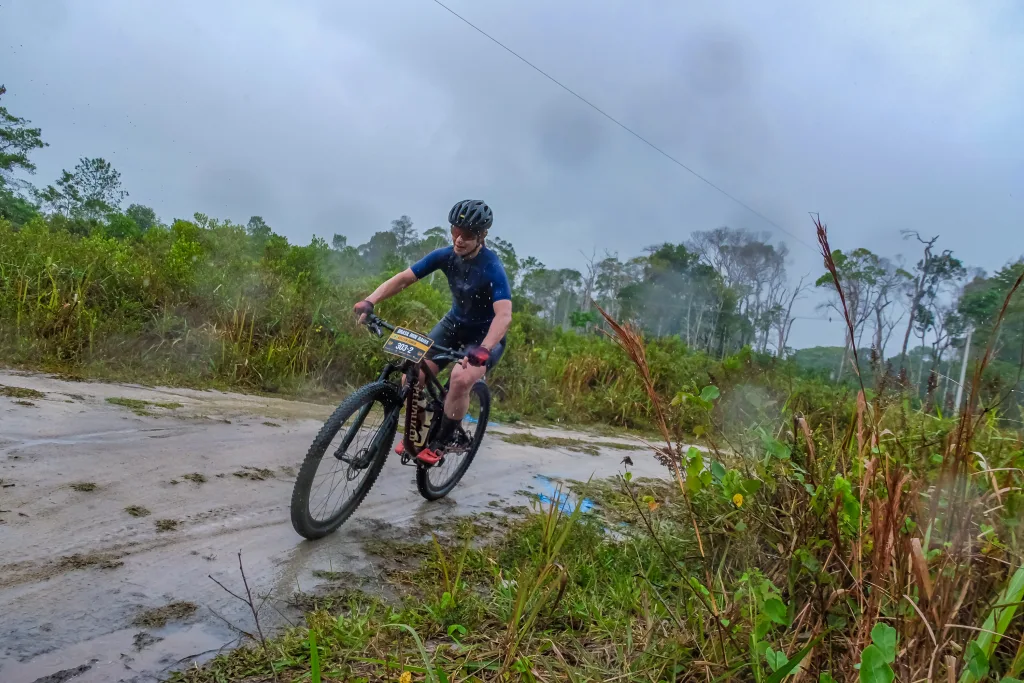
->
[0,370,668,683]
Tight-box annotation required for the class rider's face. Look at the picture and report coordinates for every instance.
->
[451,226,483,256]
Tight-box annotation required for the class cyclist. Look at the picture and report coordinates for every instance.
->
[353,199,512,465]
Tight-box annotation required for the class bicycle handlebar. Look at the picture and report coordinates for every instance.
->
[362,313,466,363]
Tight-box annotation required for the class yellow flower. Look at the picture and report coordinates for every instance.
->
[400,672,413,683]
[732,493,744,508]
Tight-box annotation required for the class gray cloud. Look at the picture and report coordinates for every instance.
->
[2,0,1022,347]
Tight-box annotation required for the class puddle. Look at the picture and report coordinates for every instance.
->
[0,429,159,457]
[531,474,595,513]
[3,622,232,683]
[0,368,669,683]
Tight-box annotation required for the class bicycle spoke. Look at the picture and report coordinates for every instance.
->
[306,400,388,525]
[426,389,482,489]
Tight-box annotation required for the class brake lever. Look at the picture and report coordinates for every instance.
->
[368,323,383,338]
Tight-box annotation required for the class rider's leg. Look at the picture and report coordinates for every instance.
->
[426,362,486,454]
[429,337,504,453]
[443,362,487,420]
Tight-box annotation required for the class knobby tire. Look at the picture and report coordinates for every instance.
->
[290,381,399,539]
[415,380,490,500]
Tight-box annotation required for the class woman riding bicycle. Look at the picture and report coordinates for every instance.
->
[352,199,512,466]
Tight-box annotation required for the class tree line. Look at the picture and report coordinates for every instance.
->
[2,84,1021,412]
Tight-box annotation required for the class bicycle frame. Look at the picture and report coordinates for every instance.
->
[340,314,467,465]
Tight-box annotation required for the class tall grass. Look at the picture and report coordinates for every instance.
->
[0,215,847,431]
[584,215,1024,681]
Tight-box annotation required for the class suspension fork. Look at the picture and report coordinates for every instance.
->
[336,363,400,458]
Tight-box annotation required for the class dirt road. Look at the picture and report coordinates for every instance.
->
[0,370,665,683]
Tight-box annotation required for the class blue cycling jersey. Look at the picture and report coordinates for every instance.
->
[410,246,512,330]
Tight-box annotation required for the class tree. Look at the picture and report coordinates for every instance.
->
[36,170,81,217]
[614,242,737,352]
[389,215,417,257]
[0,84,48,189]
[868,257,912,361]
[896,233,963,371]
[521,266,585,326]
[126,204,158,232]
[0,188,39,224]
[910,250,966,385]
[104,213,142,240]
[816,248,888,379]
[770,274,810,357]
[71,157,127,218]
[247,215,272,241]
[958,261,1024,407]
[38,157,127,219]
[489,236,520,287]
[358,231,401,272]
[326,232,369,278]
[593,254,642,320]
[689,227,791,351]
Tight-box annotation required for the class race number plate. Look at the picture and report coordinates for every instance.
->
[382,327,434,362]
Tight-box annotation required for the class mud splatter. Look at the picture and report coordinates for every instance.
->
[58,553,124,571]
[498,432,642,456]
[132,601,198,628]
[106,397,183,416]
[26,661,94,683]
[0,385,45,400]
[132,631,163,651]
[232,466,274,481]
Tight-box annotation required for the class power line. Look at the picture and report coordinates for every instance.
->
[428,0,818,253]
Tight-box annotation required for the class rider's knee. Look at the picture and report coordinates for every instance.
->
[449,367,475,394]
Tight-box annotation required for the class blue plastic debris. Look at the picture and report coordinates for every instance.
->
[465,414,499,427]
[530,474,594,514]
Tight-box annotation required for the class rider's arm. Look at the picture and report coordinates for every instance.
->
[365,268,417,306]
[480,257,513,350]
[480,299,512,351]
[363,246,449,307]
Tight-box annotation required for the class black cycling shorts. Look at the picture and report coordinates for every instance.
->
[425,315,506,372]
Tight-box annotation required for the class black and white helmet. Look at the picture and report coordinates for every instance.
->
[448,199,493,234]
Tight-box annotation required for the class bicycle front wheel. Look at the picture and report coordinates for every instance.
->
[416,380,490,501]
[290,381,400,539]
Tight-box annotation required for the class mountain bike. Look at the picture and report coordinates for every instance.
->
[290,313,491,540]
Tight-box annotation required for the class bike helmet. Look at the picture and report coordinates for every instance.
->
[448,199,493,234]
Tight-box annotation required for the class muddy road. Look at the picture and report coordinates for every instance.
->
[0,370,665,683]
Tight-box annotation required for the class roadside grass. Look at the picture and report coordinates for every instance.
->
[106,396,183,416]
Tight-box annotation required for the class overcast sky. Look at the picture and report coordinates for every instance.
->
[3,0,1022,348]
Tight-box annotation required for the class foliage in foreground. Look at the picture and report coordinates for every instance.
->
[170,221,1024,682]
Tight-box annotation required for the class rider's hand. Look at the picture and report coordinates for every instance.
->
[353,299,374,323]
[463,345,490,368]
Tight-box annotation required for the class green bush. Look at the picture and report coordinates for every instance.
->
[0,215,842,429]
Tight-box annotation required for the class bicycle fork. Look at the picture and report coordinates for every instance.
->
[334,400,401,469]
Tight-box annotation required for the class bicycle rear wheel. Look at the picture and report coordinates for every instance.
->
[290,381,400,539]
[415,380,490,501]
